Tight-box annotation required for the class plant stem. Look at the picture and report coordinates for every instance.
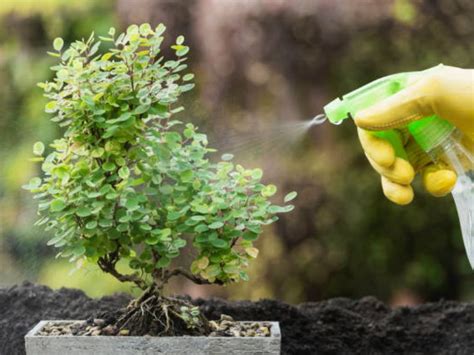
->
[97,255,147,290]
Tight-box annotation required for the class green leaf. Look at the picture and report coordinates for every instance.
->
[180,170,193,183]
[33,142,45,156]
[28,177,42,188]
[139,23,152,35]
[168,211,182,221]
[221,153,234,161]
[206,265,221,277]
[129,259,141,270]
[72,245,86,257]
[106,192,119,200]
[134,105,149,115]
[173,238,186,248]
[251,169,263,180]
[176,35,185,45]
[50,199,66,212]
[154,228,171,238]
[194,224,209,233]
[57,69,68,81]
[183,73,194,81]
[268,205,295,213]
[117,224,128,232]
[245,247,259,258]
[247,224,261,234]
[45,101,58,113]
[159,185,173,194]
[156,23,166,36]
[146,236,159,245]
[243,231,258,241]
[240,271,249,281]
[183,128,193,138]
[118,166,130,179]
[211,238,228,248]
[125,198,140,211]
[284,191,298,203]
[53,37,64,51]
[208,221,224,229]
[192,180,201,190]
[156,257,171,268]
[140,224,152,231]
[107,112,132,124]
[262,184,277,197]
[99,219,113,227]
[86,221,98,229]
[196,256,209,269]
[103,162,115,171]
[91,148,105,158]
[47,51,60,58]
[176,47,189,56]
[193,205,208,214]
[223,265,239,274]
[76,207,92,217]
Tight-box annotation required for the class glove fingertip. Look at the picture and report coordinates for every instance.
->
[381,176,414,205]
[358,128,396,168]
[423,167,457,197]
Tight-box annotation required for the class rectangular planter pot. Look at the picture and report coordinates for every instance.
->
[25,320,281,355]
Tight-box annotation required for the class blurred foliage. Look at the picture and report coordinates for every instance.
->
[1,0,474,304]
[38,259,142,298]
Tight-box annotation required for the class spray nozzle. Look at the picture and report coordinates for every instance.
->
[323,69,454,154]
[324,72,411,125]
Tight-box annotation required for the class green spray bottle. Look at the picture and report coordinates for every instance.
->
[323,67,474,268]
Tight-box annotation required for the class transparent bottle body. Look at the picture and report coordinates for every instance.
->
[430,131,474,268]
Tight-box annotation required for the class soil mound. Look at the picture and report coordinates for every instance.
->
[2,282,474,354]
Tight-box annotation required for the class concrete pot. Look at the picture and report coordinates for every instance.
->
[25,320,281,355]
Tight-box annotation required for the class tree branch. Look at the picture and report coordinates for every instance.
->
[158,267,224,289]
[98,256,147,290]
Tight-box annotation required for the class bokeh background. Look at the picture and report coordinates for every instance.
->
[1,0,473,305]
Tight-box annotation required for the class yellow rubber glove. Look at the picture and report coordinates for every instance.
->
[354,65,474,205]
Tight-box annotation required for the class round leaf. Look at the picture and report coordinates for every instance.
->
[50,199,66,212]
[245,247,259,258]
[221,154,234,161]
[156,257,171,268]
[208,221,224,229]
[53,37,64,51]
[33,142,45,156]
[284,191,298,203]
[262,184,277,197]
[76,207,92,217]
[211,239,228,248]
[118,166,130,179]
[251,169,263,180]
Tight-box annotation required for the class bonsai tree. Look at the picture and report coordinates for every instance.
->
[24,24,296,334]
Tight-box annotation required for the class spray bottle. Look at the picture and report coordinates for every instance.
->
[323,67,474,267]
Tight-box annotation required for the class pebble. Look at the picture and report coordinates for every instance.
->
[35,314,272,338]
[93,318,105,327]
[102,325,118,336]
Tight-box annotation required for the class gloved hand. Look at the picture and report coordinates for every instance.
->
[354,65,474,205]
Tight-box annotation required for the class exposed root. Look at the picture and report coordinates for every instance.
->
[114,288,210,336]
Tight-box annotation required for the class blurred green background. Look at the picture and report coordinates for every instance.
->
[1,0,473,304]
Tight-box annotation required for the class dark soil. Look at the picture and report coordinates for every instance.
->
[2,282,474,355]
